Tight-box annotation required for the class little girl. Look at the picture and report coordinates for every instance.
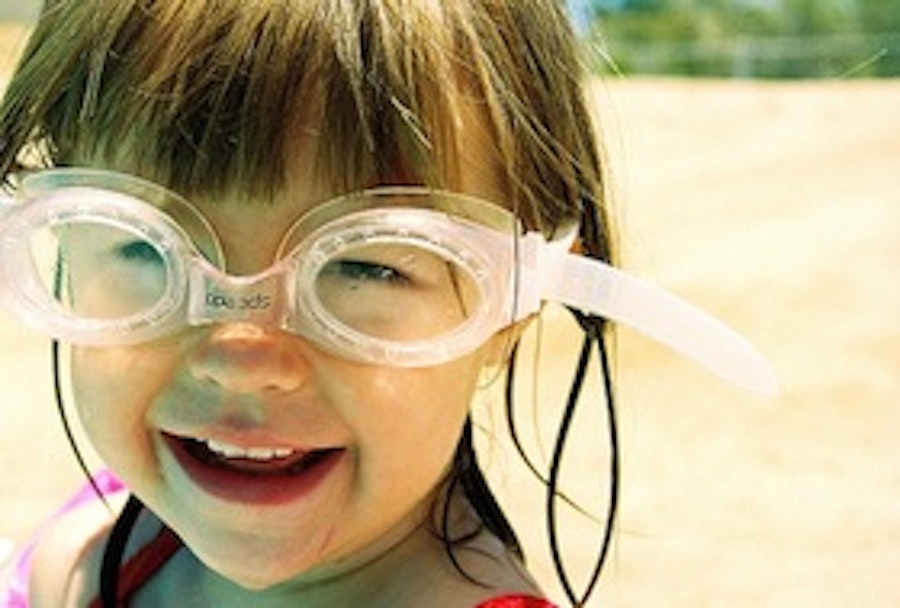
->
[0,1,774,606]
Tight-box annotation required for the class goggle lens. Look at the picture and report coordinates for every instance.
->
[30,219,171,320]
[312,241,481,342]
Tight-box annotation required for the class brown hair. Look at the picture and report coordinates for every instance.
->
[0,0,610,241]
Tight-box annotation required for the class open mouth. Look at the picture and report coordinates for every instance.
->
[163,434,345,505]
[183,437,339,474]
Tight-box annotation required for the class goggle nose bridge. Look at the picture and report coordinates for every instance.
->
[186,258,295,331]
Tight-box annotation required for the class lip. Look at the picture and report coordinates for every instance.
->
[163,433,345,506]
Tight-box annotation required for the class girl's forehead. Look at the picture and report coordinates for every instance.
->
[183,96,508,218]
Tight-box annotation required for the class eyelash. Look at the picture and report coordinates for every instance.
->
[115,240,163,264]
[325,259,411,285]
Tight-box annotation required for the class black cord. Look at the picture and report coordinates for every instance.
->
[99,494,144,607]
[546,331,593,605]
[504,343,601,522]
[580,322,619,605]
[51,339,110,510]
[546,315,619,607]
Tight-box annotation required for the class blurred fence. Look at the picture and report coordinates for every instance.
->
[589,32,900,78]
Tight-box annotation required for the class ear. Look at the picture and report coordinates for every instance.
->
[481,315,536,368]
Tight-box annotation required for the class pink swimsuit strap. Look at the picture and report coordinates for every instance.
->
[2,471,126,608]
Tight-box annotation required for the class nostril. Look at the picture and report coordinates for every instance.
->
[188,324,311,393]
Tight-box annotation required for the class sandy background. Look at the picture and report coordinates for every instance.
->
[0,22,898,607]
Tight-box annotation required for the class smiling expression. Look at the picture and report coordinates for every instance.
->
[68,121,514,590]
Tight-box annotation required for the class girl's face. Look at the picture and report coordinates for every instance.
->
[70,133,510,589]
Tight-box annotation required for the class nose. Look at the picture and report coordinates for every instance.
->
[187,323,312,394]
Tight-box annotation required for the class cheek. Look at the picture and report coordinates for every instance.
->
[69,345,180,474]
[333,354,486,485]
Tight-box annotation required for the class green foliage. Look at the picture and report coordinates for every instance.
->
[586,0,899,78]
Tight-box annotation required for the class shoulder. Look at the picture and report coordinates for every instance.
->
[28,492,124,607]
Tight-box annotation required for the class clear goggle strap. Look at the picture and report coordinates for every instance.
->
[525,232,777,395]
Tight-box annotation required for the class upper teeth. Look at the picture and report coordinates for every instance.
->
[204,439,295,461]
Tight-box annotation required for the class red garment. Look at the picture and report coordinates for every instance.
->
[476,595,557,608]
[88,528,556,607]
[88,527,182,608]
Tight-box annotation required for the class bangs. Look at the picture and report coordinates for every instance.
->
[0,0,471,200]
[1,0,604,238]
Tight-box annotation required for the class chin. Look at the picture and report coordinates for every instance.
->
[199,549,318,592]
[234,576,284,592]
[217,564,298,592]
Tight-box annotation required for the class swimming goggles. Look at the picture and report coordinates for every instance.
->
[0,169,776,393]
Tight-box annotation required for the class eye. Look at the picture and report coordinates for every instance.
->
[323,259,410,286]
[114,240,164,265]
